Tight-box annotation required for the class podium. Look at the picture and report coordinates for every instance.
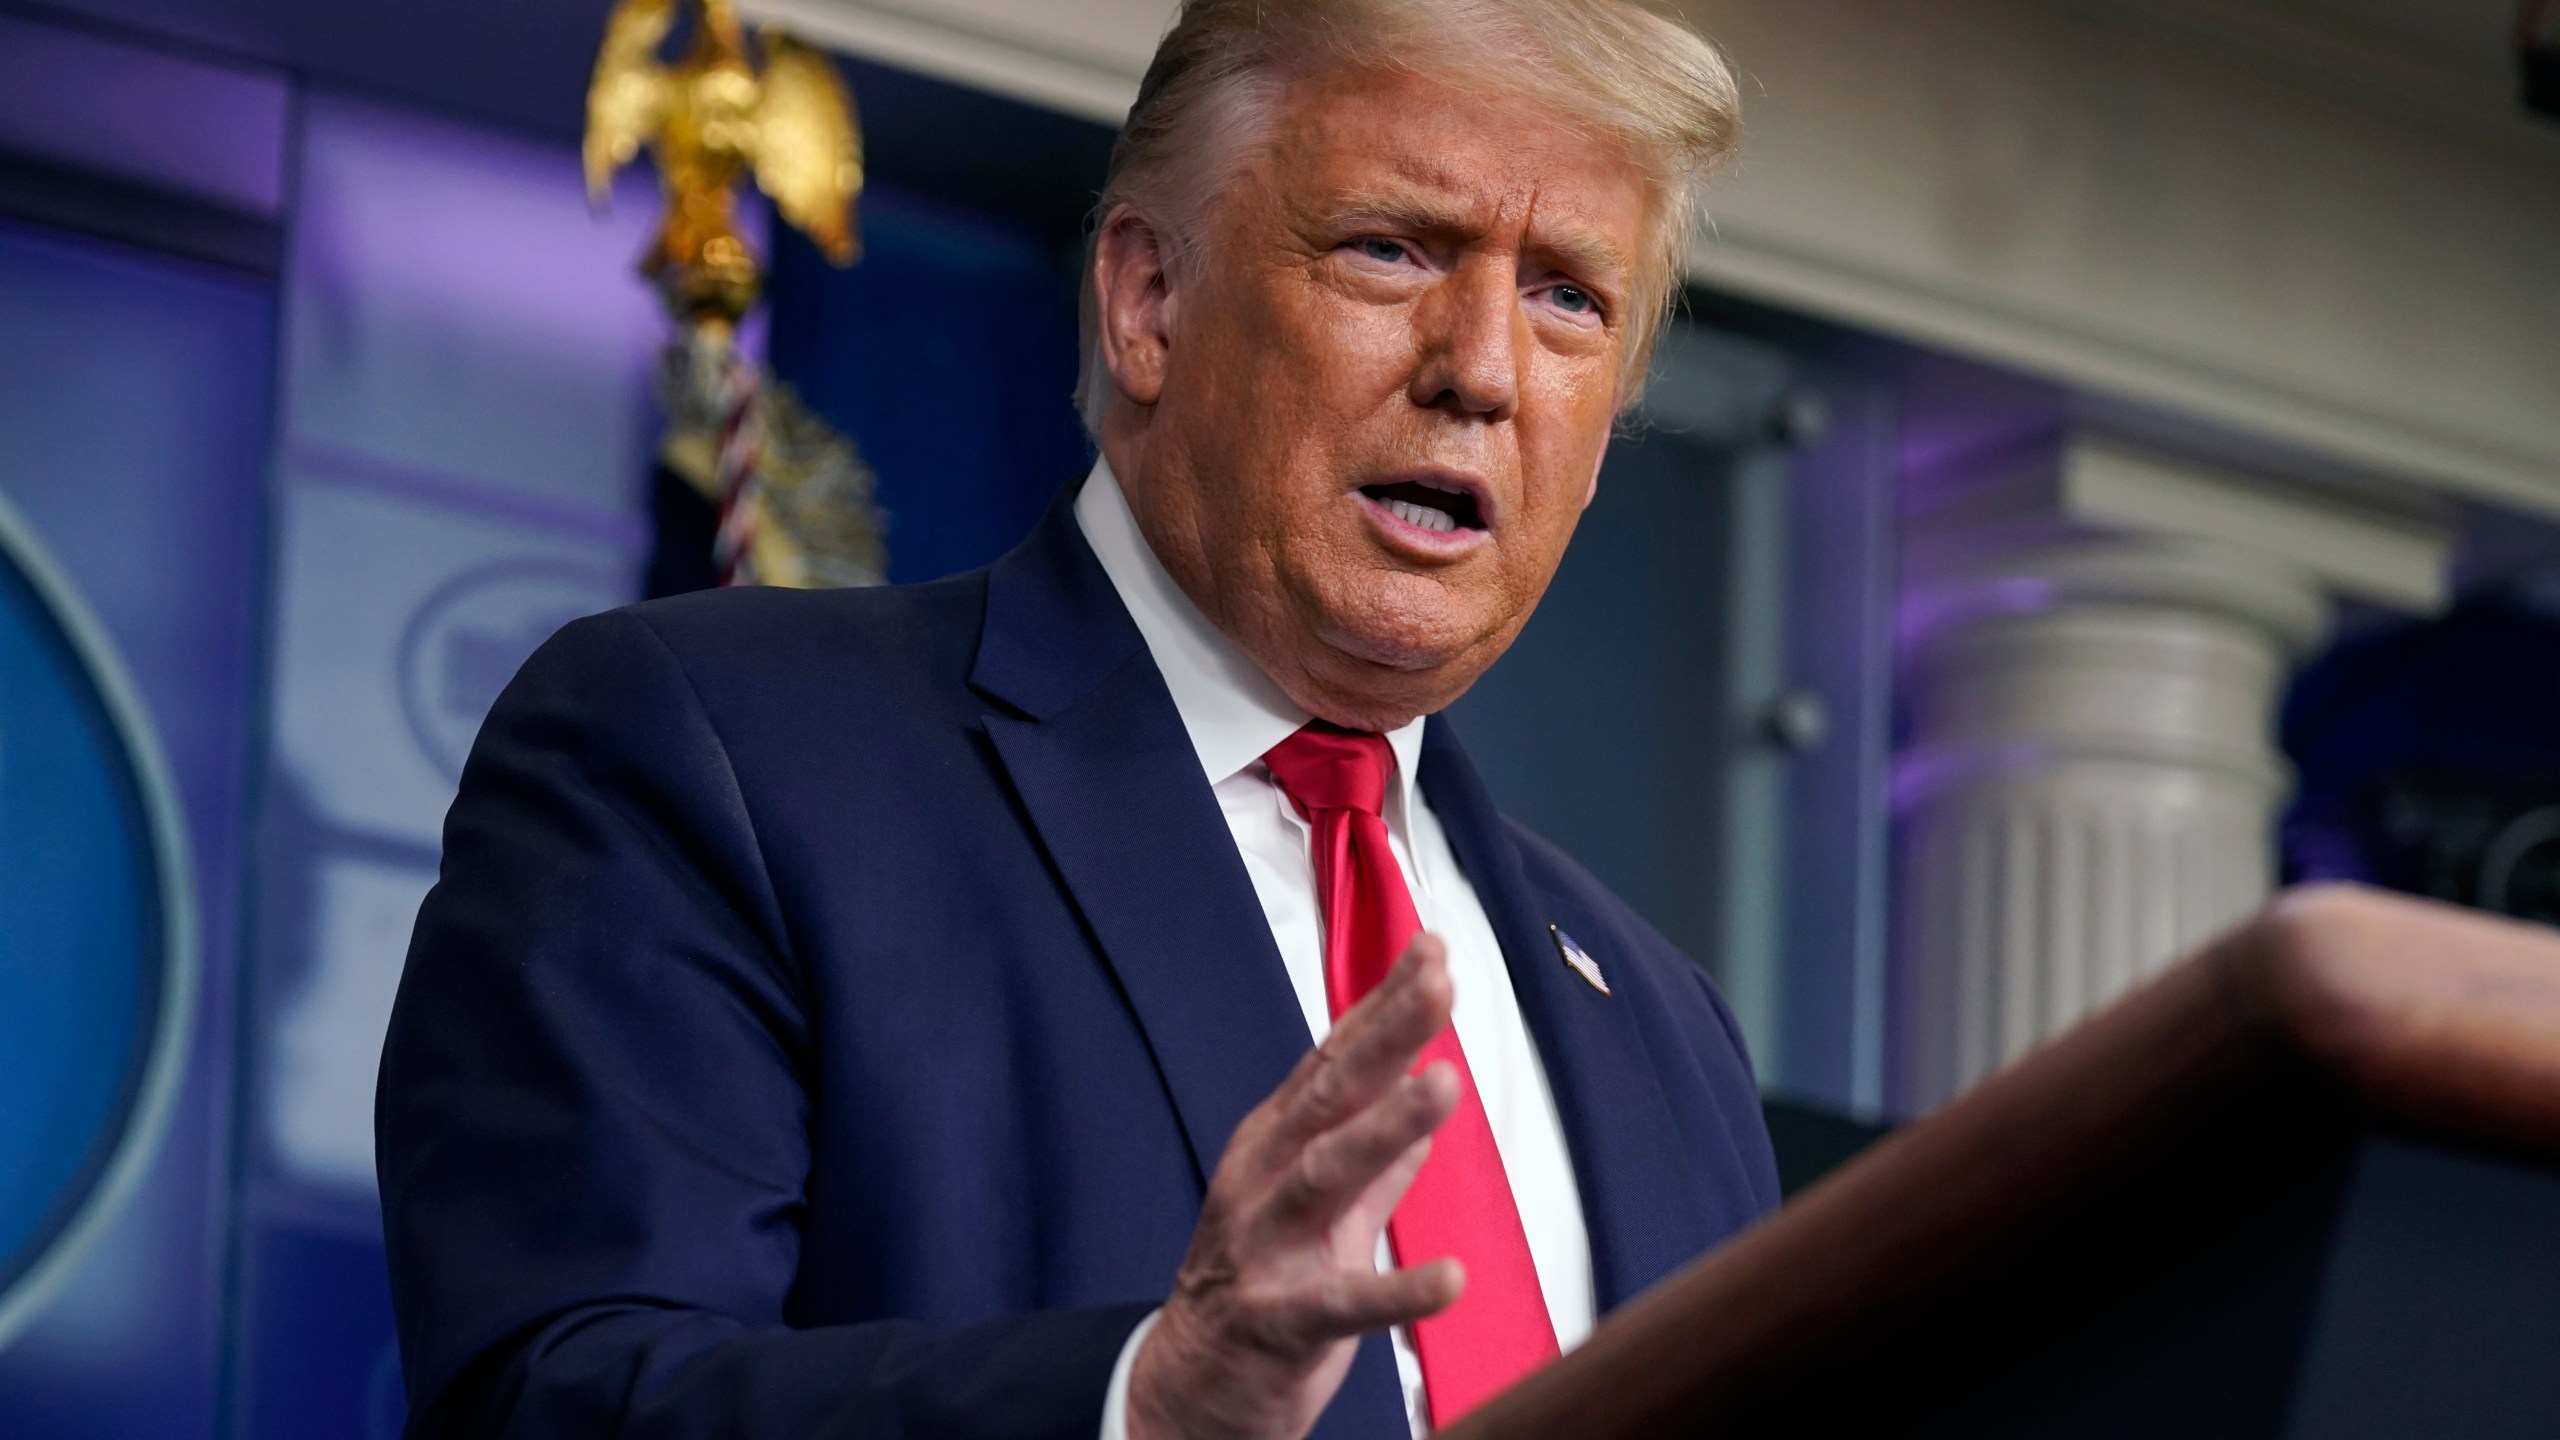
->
[1443,885,2560,1439]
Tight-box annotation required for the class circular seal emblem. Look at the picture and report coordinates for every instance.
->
[396,556,631,783]
[0,492,193,1351]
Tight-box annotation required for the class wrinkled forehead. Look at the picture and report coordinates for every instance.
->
[1241,65,1655,272]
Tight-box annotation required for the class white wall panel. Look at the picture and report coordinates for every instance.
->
[1688,0,2560,515]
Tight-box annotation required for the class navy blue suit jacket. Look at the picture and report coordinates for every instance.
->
[378,493,1780,1439]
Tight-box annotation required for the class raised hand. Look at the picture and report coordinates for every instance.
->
[1126,934,1466,1440]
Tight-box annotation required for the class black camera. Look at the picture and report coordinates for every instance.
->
[2528,0,2560,122]
[2363,770,2560,927]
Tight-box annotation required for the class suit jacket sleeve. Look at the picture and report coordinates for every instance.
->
[376,607,1151,1440]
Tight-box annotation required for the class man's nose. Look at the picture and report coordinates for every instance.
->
[1409,259,1523,422]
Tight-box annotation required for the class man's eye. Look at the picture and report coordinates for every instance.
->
[1355,237,1408,264]
[1550,284,1596,316]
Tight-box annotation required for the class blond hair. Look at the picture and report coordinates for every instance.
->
[1076,0,1742,434]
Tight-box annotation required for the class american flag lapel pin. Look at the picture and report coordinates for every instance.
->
[1550,925,1610,996]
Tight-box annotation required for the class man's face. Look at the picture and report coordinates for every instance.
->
[1096,65,1650,730]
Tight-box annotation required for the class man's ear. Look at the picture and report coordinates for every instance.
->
[1583,449,1606,510]
[1092,205,1179,409]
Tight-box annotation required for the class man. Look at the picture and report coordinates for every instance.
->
[377,2,1773,1437]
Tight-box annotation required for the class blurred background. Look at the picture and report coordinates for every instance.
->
[0,0,2555,1434]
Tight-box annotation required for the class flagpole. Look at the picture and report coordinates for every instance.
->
[585,0,885,593]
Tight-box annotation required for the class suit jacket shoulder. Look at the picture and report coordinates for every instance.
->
[616,566,994,734]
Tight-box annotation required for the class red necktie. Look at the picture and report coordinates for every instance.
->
[1262,724,1558,1427]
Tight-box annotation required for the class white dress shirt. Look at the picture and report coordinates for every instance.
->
[1077,460,1593,1438]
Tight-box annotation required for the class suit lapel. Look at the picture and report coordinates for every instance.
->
[973,494,1310,1187]
[981,673,1309,1184]
[1419,719,1720,1314]
[972,496,1407,1439]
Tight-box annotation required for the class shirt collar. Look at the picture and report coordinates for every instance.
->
[1074,458,1426,814]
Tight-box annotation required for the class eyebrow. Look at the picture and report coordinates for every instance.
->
[1529,225,1634,291]
[1328,188,1471,239]
[1325,186,1635,290]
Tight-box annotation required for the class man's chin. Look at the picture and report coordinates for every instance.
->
[1317,607,1476,673]
[1311,570,1497,656]
[1290,612,1496,720]
[1254,573,1511,721]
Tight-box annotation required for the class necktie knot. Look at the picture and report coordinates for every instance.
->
[1262,723,1393,819]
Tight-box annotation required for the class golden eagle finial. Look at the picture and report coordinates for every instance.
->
[583,0,863,327]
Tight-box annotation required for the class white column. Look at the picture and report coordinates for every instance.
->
[1892,541,2322,1110]
[1887,439,2448,1113]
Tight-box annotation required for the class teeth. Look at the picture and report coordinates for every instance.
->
[1383,498,1457,533]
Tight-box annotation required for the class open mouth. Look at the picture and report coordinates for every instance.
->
[1358,478,1486,535]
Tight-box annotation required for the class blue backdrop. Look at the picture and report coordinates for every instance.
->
[769,183,1094,584]
[0,48,1110,1434]
[0,216,271,1440]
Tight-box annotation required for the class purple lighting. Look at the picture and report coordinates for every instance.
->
[0,13,289,216]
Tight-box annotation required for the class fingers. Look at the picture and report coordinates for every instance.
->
[1262,934,1454,1160]
[1264,1064,1458,1238]
[1261,1257,1466,1351]
[1142,940,1473,1437]
[1342,1113,1439,1238]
